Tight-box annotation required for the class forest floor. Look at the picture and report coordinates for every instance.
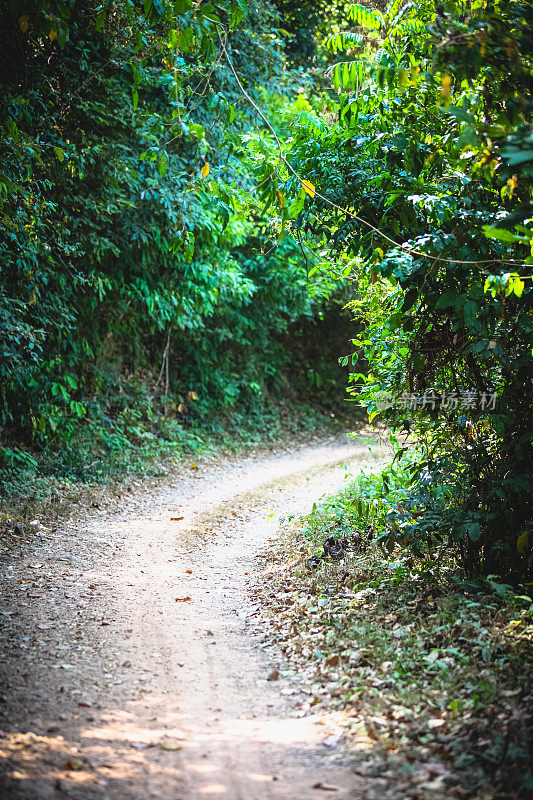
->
[0,433,391,800]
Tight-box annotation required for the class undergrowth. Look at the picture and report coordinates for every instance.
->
[259,459,533,799]
[0,397,354,520]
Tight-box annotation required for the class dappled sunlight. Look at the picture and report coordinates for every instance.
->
[0,701,377,797]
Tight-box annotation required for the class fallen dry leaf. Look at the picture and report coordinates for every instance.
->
[175,597,191,602]
[170,516,184,521]
[159,741,182,751]
[63,758,84,771]
[312,782,338,791]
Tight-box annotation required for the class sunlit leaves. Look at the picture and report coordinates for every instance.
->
[331,60,363,91]
[326,32,364,53]
[347,3,383,30]
[301,180,315,198]
[179,26,194,52]
[484,272,525,298]
[289,192,305,219]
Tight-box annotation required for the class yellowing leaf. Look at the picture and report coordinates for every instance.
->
[301,180,315,198]
[63,758,84,771]
[517,532,529,554]
[201,163,209,178]
[440,74,452,99]
[277,189,284,208]
[49,28,57,41]
[19,15,29,33]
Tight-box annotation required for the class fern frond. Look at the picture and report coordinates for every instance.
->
[330,60,366,90]
[326,32,364,53]
[389,1,416,30]
[295,111,326,138]
[347,3,384,30]
[387,0,404,18]
[393,18,427,37]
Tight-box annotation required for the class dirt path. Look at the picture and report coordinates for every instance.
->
[0,435,386,800]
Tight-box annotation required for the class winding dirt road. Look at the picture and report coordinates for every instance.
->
[0,435,386,800]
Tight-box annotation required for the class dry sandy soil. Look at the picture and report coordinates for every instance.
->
[0,434,387,800]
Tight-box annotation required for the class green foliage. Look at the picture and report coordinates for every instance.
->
[269,0,533,579]
[0,0,355,487]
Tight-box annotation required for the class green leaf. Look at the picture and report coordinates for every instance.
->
[389,133,408,151]
[289,194,305,219]
[448,105,476,125]
[513,278,525,297]
[503,149,533,167]
[463,299,478,328]
[188,123,205,140]
[457,123,478,149]
[467,522,481,542]
[230,5,246,27]
[435,292,459,309]
[347,3,383,29]
[180,26,193,52]
[402,288,418,311]
[96,8,106,31]
[482,225,520,243]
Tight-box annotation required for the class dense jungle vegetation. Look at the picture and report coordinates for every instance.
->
[1,0,532,583]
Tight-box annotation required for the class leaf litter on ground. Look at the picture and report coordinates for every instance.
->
[255,510,533,800]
